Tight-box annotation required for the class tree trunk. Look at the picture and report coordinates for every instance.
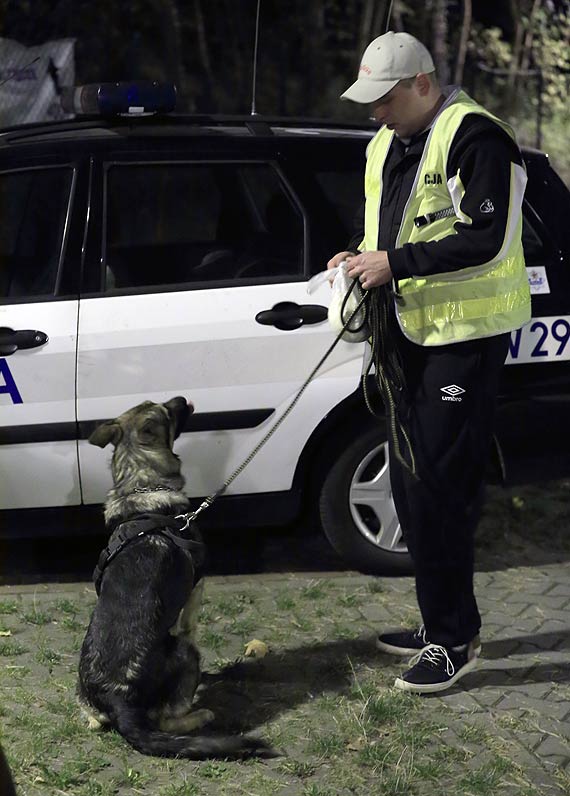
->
[157,0,184,95]
[358,0,377,56]
[454,0,472,85]
[220,0,251,113]
[305,0,327,114]
[508,0,525,87]
[504,0,526,112]
[432,0,449,85]
[194,0,214,84]
[520,0,542,73]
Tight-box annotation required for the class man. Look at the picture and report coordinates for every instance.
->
[328,31,530,693]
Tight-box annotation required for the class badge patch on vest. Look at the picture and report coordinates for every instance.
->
[480,198,494,214]
[424,173,443,185]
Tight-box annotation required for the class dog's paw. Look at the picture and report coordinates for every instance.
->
[197,708,215,726]
[85,712,110,731]
[78,701,111,731]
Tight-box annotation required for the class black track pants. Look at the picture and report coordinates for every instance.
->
[387,328,510,648]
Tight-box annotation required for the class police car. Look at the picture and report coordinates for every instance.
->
[1,83,569,575]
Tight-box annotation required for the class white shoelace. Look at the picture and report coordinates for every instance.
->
[408,644,455,676]
[414,624,429,645]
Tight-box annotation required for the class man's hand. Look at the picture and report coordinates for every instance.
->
[326,251,353,271]
[346,251,393,289]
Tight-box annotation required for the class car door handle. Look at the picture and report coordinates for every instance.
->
[255,302,328,331]
[0,327,49,356]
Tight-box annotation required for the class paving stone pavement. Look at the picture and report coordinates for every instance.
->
[1,561,569,795]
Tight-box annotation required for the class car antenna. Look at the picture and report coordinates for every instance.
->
[247,0,392,117]
[250,0,262,115]
[384,0,394,32]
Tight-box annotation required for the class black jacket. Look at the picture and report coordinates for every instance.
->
[347,113,524,280]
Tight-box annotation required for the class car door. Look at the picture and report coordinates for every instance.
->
[497,154,570,483]
[76,150,365,505]
[0,159,83,510]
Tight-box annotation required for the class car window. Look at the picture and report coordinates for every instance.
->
[521,196,565,268]
[0,167,73,301]
[524,160,570,260]
[104,162,305,291]
[300,163,365,273]
[314,168,363,239]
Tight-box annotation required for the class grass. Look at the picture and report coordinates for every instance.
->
[366,691,419,725]
[459,724,491,745]
[61,615,84,632]
[36,646,62,666]
[290,613,314,633]
[214,597,245,618]
[303,786,337,796]
[308,733,345,757]
[199,629,225,651]
[331,621,356,640]
[0,641,27,656]
[0,520,568,796]
[21,609,54,626]
[227,617,257,636]
[159,781,201,796]
[278,759,317,778]
[300,580,330,600]
[337,592,363,608]
[55,599,79,615]
[275,592,296,611]
[198,761,229,780]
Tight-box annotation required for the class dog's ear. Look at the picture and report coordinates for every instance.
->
[89,421,123,449]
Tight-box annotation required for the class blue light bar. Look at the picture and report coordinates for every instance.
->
[62,81,177,116]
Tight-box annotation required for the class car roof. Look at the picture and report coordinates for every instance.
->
[0,114,378,148]
[519,146,550,168]
[0,115,551,174]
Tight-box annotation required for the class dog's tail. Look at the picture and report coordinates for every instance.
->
[108,701,272,759]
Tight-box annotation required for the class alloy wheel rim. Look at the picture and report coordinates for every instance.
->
[348,441,407,554]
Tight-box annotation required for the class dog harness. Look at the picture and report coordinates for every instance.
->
[93,512,206,596]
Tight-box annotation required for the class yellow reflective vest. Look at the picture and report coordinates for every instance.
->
[361,89,531,346]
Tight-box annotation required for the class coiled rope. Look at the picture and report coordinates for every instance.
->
[342,279,417,478]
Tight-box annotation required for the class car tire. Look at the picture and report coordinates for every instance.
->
[319,426,413,576]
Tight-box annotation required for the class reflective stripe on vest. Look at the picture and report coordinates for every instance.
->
[362,89,531,346]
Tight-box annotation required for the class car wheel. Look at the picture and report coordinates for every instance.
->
[319,427,413,575]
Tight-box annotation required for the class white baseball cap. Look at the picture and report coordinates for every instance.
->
[341,31,435,104]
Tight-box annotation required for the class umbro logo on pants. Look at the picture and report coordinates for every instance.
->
[440,384,465,402]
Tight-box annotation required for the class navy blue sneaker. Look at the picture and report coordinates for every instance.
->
[394,641,479,694]
[377,625,481,658]
[376,625,430,656]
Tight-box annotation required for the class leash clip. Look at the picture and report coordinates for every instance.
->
[176,499,211,530]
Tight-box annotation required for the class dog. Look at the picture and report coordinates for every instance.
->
[0,741,17,796]
[77,396,268,758]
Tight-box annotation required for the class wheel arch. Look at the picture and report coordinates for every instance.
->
[292,379,385,509]
[292,380,506,498]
